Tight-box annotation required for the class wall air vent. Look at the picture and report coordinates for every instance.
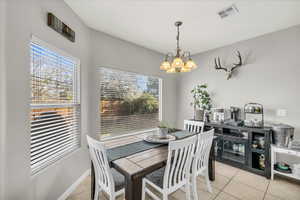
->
[218,4,239,19]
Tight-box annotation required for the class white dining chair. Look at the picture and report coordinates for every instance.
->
[184,120,205,133]
[141,135,197,200]
[191,129,214,200]
[87,135,125,200]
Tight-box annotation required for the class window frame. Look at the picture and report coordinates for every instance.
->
[30,35,81,175]
[31,36,81,103]
[98,66,163,139]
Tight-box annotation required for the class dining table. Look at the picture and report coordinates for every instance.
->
[90,130,216,200]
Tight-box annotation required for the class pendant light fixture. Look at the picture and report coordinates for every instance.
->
[160,21,197,73]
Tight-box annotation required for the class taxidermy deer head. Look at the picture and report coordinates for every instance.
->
[214,51,243,80]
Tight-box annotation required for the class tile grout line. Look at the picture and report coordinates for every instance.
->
[225,170,241,199]
[212,191,222,200]
[212,169,240,200]
[227,178,269,198]
[262,180,271,200]
[230,169,271,196]
[220,170,244,200]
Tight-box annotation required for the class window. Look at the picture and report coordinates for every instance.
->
[99,67,161,138]
[30,37,80,174]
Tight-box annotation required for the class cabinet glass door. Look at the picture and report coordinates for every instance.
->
[222,139,246,164]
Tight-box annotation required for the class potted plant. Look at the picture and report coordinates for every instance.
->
[158,121,169,138]
[190,84,212,121]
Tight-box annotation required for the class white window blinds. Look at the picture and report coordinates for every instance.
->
[99,67,161,138]
[30,39,81,174]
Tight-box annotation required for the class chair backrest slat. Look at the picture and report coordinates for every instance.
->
[168,149,178,187]
[178,145,189,183]
[184,120,205,133]
[87,135,115,194]
[193,129,214,174]
[163,135,197,193]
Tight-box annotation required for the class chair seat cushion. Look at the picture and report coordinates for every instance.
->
[111,168,125,191]
[145,167,165,188]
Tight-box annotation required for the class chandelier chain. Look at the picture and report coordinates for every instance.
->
[176,24,180,50]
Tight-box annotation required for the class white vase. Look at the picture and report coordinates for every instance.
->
[194,109,204,121]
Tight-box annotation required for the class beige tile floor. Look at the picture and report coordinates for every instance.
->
[67,162,300,200]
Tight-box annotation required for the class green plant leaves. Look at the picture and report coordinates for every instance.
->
[190,84,212,111]
[119,93,159,115]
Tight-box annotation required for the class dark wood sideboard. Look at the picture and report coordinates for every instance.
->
[205,122,272,179]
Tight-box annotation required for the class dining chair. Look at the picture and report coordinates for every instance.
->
[191,129,214,200]
[86,135,125,200]
[141,135,197,200]
[184,120,205,133]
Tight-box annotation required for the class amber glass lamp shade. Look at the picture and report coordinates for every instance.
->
[166,67,176,73]
[171,57,184,69]
[181,66,192,72]
[160,61,171,71]
[185,59,197,69]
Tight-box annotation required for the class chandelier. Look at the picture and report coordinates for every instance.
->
[160,21,197,73]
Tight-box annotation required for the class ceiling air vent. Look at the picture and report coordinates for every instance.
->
[218,4,239,19]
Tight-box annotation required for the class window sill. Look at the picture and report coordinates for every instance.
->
[99,128,158,142]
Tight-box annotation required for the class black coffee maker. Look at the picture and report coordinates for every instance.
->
[230,107,241,121]
[225,106,243,126]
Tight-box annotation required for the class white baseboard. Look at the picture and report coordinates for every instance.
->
[57,169,91,200]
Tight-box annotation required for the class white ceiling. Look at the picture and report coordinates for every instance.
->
[64,0,300,55]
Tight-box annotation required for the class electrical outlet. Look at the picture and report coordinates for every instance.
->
[276,109,287,117]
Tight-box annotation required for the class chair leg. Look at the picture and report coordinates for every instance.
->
[205,169,212,193]
[142,180,146,200]
[191,176,198,200]
[185,183,191,200]
[109,196,115,200]
[94,187,99,200]
[163,192,168,200]
[109,192,116,200]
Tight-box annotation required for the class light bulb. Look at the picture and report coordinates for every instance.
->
[171,57,184,69]
[166,67,176,73]
[185,60,197,69]
[160,61,171,71]
[181,67,191,72]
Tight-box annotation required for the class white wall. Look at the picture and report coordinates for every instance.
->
[3,0,91,199]
[90,30,178,137]
[176,25,300,138]
[0,1,7,199]
[2,0,176,199]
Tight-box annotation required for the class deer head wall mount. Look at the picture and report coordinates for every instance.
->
[214,51,243,80]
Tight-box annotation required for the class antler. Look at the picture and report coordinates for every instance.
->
[214,51,243,80]
[231,51,242,71]
[214,57,227,72]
